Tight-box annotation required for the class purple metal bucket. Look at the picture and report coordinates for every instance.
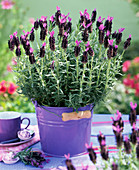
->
[33,101,93,157]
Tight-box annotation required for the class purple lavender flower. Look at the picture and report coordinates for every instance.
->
[39,16,47,29]
[96,16,105,28]
[49,31,55,51]
[111,110,124,133]
[116,28,125,45]
[82,22,92,42]
[124,136,131,154]
[91,8,97,23]
[61,32,68,49]
[97,131,106,145]
[113,45,118,57]
[34,18,39,30]
[98,24,105,44]
[40,42,46,58]
[40,23,47,41]
[74,40,81,57]
[29,48,36,64]
[58,17,66,36]
[20,35,26,50]
[16,46,21,57]
[130,123,138,145]
[85,41,94,56]
[107,39,114,59]
[65,17,72,33]
[124,34,131,50]
[25,40,30,55]
[129,102,137,126]
[104,30,110,48]
[100,140,109,161]
[112,126,123,148]
[8,34,15,51]
[85,142,97,164]
[55,6,61,25]
[81,48,88,63]
[104,16,114,33]
[13,31,20,47]
[112,31,117,39]
[30,27,35,42]
[79,10,85,25]
[64,154,75,170]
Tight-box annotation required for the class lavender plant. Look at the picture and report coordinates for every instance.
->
[8,7,131,110]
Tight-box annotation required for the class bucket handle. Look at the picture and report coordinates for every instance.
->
[32,99,62,118]
[38,105,63,118]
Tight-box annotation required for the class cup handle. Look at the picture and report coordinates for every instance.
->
[21,117,30,129]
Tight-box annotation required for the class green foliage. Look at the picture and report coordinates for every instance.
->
[0,94,35,113]
[94,81,137,114]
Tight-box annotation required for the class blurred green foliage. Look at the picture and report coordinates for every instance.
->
[0,0,28,79]
[94,81,139,114]
[0,95,35,113]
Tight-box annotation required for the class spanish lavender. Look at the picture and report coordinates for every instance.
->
[130,123,138,145]
[40,43,46,58]
[34,19,39,30]
[29,48,36,64]
[85,143,97,164]
[129,102,137,126]
[64,154,75,170]
[74,40,81,57]
[116,28,125,45]
[49,31,55,51]
[98,24,105,44]
[91,8,97,23]
[97,131,106,145]
[85,41,94,56]
[124,34,131,50]
[30,27,35,42]
[62,32,68,49]
[124,136,131,154]
[104,16,113,33]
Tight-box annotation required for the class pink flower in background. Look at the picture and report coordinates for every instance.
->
[122,60,131,72]
[0,81,7,93]
[1,0,14,9]
[8,82,18,94]
[12,57,17,65]
[133,56,139,63]
[123,74,131,86]
[135,83,139,96]
[7,64,12,72]
[29,18,35,25]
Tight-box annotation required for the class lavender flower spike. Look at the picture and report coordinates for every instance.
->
[130,102,137,110]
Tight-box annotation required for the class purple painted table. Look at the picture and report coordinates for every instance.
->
[0,113,138,170]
